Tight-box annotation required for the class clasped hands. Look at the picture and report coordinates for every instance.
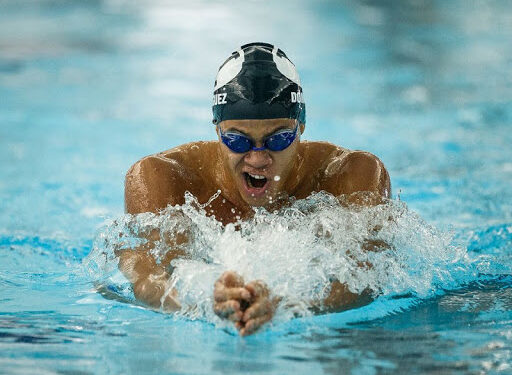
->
[213,271,276,336]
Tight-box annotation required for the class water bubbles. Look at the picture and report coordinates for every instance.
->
[85,191,471,325]
[199,190,221,209]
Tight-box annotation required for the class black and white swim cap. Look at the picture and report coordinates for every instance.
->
[212,42,306,125]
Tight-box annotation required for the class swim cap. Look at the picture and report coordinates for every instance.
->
[212,42,306,125]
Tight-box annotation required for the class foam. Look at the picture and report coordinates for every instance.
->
[84,191,474,324]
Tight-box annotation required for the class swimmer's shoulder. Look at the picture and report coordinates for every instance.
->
[158,141,218,167]
[300,141,391,199]
[299,141,349,163]
[298,141,349,177]
[125,141,218,214]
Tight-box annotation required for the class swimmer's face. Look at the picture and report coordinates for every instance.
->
[216,118,304,207]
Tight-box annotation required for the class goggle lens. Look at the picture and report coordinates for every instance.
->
[222,133,253,153]
[265,129,297,151]
[220,125,298,153]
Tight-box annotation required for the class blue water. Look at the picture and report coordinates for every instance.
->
[1,0,512,374]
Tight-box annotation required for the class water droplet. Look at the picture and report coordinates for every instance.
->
[87,191,468,327]
[274,175,281,181]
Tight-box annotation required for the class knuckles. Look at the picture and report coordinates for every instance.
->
[213,272,274,335]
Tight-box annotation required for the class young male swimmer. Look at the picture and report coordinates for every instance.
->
[118,42,391,336]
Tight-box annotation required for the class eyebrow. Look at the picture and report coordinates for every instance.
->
[223,125,294,138]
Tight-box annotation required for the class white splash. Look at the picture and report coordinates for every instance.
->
[84,192,473,324]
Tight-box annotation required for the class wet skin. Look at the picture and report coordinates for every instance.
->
[120,118,391,335]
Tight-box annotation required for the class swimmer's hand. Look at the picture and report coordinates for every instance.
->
[213,271,250,324]
[213,271,276,336]
[238,280,276,336]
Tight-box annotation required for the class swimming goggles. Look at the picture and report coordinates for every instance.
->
[219,124,299,153]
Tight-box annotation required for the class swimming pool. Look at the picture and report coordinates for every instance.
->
[1,0,511,373]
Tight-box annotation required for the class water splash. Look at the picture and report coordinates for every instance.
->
[83,192,475,324]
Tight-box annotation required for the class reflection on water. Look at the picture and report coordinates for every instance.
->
[297,280,512,374]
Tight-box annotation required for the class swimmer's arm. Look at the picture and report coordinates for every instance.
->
[315,281,374,313]
[320,150,392,310]
[114,226,187,311]
[117,156,192,311]
[312,223,390,313]
[125,154,192,213]
[116,246,183,312]
[321,150,391,205]
[115,227,187,311]
[316,150,392,312]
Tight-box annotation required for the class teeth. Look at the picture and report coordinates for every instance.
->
[249,174,266,179]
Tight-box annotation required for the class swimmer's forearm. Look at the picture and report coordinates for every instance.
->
[116,249,181,311]
[132,273,181,311]
[316,281,373,313]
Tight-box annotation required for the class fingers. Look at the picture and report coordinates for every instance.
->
[239,314,272,336]
[213,272,250,322]
[212,273,275,335]
[217,271,245,288]
[242,298,273,323]
[228,311,244,322]
[245,280,269,299]
[213,271,249,302]
[213,299,240,316]
[213,300,243,322]
[239,282,274,336]
[213,285,250,302]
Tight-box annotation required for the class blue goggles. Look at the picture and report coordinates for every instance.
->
[219,124,299,153]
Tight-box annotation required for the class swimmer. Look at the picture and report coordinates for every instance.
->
[117,42,391,335]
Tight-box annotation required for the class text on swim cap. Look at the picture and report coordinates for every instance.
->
[291,91,304,103]
[213,93,228,105]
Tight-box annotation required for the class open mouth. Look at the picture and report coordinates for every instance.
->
[244,172,268,189]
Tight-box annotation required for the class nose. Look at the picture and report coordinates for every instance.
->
[244,149,272,169]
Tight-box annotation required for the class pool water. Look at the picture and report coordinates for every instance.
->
[1,0,512,374]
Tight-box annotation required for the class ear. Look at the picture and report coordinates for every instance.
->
[299,123,305,135]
